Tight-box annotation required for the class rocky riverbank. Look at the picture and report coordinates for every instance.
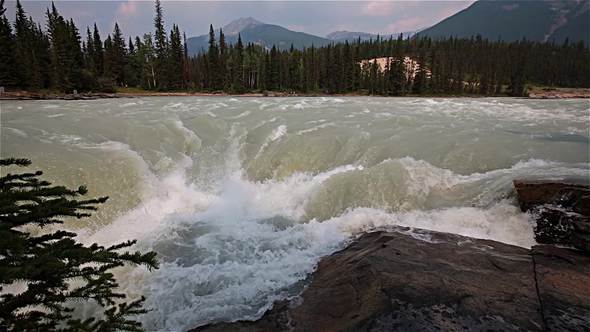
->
[0,90,264,100]
[1,87,589,100]
[527,87,590,99]
[193,179,590,332]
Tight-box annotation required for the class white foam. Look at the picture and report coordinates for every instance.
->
[80,156,214,246]
[22,97,586,331]
[92,157,561,331]
[296,123,336,135]
[170,119,202,152]
[270,125,287,142]
[229,110,251,119]
[3,127,28,138]
[121,196,535,331]
[255,125,288,158]
[166,102,184,108]
[320,203,535,248]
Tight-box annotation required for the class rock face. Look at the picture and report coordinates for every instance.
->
[514,179,590,252]
[195,228,590,332]
[276,230,541,332]
[532,245,590,331]
[194,228,590,332]
[193,180,590,332]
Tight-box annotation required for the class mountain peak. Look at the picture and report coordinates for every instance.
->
[223,17,263,35]
[187,17,331,55]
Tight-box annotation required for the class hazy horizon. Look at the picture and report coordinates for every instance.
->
[4,0,474,39]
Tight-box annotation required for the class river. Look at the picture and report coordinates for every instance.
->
[1,97,589,330]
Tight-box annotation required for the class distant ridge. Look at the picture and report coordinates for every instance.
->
[186,18,332,55]
[417,0,590,45]
[326,30,417,42]
[326,31,379,42]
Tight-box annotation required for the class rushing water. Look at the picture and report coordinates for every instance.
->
[1,97,589,330]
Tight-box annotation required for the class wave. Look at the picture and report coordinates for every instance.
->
[14,97,587,331]
[74,153,588,331]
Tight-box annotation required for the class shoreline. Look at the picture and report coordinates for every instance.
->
[1,87,589,101]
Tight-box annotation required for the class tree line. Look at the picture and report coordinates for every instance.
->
[1,0,589,97]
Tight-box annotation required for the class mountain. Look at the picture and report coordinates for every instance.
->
[221,17,262,35]
[417,0,590,45]
[326,30,417,42]
[326,31,379,42]
[186,18,332,55]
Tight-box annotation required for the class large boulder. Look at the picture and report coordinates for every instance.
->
[532,245,590,331]
[514,179,590,252]
[195,228,544,331]
[193,228,590,332]
[513,179,590,214]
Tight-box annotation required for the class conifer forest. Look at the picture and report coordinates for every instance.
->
[1,0,589,97]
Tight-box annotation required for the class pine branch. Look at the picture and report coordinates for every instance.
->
[0,158,31,167]
[0,158,159,330]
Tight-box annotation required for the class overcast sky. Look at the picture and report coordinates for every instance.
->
[4,1,475,38]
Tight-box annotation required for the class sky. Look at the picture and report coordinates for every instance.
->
[4,1,475,39]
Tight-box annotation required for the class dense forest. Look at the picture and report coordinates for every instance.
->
[1,0,589,97]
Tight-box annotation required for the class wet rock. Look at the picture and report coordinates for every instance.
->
[532,245,590,331]
[513,179,590,213]
[514,179,590,252]
[194,228,545,331]
[193,301,292,332]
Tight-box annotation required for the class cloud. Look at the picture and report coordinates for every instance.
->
[376,1,475,33]
[287,24,308,32]
[4,0,476,40]
[361,1,400,17]
[385,16,429,32]
[117,1,139,17]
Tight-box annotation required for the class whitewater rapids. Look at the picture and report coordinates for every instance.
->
[1,97,589,330]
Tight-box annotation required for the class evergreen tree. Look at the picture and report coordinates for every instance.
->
[125,36,140,87]
[508,45,528,96]
[390,57,407,95]
[230,34,244,93]
[219,28,228,89]
[412,51,428,94]
[182,32,190,88]
[103,34,114,80]
[13,0,39,88]
[111,23,127,86]
[153,0,168,89]
[85,27,96,74]
[92,24,104,76]
[46,4,84,92]
[0,158,158,331]
[2,0,590,95]
[207,24,220,90]
[269,46,280,90]
[0,0,18,87]
[140,33,157,89]
[46,4,63,89]
[168,24,184,89]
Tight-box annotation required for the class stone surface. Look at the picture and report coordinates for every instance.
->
[194,228,545,331]
[514,179,590,252]
[532,245,590,331]
[513,179,590,213]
